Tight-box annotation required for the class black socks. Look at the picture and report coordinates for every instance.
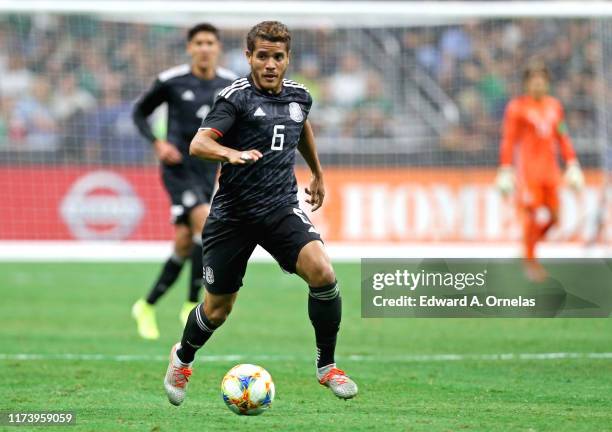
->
[145,253,185,305]
[176,303,219,364]
[174,282,341,367]
[146,234,204,305]
[308,282,341,368]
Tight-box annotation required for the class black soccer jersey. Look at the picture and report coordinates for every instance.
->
[133,64,237,155]
[200,75,313,222]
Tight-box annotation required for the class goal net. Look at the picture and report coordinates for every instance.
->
[1,1,610,259]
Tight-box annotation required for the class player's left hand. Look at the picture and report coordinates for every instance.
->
[305,175,325,212]
[565,161,585,190]
[495,165,515,196]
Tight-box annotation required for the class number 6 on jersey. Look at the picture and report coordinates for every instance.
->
[271,125,285,151]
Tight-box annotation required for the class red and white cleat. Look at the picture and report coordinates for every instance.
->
[164,343,193,406]
[317,364,358,399]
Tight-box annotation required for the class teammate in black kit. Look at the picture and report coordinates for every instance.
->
[131,23,237,340]
[163,21,358,405]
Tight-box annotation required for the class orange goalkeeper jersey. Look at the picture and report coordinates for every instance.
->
[500,95,576,186]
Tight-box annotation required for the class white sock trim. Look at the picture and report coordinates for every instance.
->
[317,363,336,375]
[309,284,339,300]
[174,343,193,367]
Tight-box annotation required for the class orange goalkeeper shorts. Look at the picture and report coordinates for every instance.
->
[517,182,560,211]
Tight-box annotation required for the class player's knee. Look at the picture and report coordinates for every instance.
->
[174,239,192,258]
[174,226,193,258]
[297,242,336,287]
[306,260,336,287]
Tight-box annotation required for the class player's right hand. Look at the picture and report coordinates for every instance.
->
[228,149,263,165]
[154,140,183,165]
[495,166,515,196]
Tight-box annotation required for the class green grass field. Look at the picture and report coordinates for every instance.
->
[1,262,611,431]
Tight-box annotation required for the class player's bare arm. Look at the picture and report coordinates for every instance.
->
[189,129,263,165]
[132,81,182,165]
[298,120,325,211]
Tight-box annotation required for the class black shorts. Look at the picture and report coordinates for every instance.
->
[161,160,217,225]
[201,205,323,294]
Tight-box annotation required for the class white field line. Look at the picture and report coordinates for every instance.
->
[0,352,611,363]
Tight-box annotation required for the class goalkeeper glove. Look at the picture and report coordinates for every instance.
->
[495,166,515,196]
[565,161,584,190]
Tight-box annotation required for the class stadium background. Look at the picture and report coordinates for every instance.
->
[1,1,610,255]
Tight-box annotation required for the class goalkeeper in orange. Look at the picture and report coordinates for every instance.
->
[496,62,584,281]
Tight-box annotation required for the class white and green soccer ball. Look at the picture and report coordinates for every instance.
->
[221,364,275,415]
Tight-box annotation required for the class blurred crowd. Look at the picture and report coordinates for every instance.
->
[0,15,607,165]
[401,20,605,155]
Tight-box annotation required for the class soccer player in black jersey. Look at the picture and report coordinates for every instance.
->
[131,23,237,340]
[164,21,358,405]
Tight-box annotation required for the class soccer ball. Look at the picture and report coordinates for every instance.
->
[221,364,275,415]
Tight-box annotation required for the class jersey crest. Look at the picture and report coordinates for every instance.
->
[289,102,304,123]
[181,90,195,101]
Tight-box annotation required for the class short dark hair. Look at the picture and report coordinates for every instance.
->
[523,61,551,83]
[187,23,219,42]
[246,21,291,52]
